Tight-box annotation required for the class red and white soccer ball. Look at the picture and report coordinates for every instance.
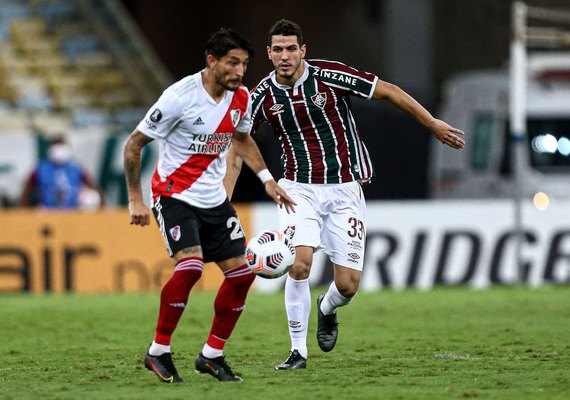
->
[245,229,296,279]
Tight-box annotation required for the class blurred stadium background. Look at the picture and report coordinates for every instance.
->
[0,0,569,294]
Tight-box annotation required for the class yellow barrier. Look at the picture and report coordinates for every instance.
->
[0,205,252,293]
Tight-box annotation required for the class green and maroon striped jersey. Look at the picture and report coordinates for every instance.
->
[250,59,377,184]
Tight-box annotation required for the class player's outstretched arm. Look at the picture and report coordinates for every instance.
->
[230,131,296,213]
[124,129,154,226]
[372,80,465,149]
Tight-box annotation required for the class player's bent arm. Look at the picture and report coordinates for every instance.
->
[123,129,154,225]
[230,131,296,213]
[230,131,268,176]
[372,80,465,149]
[224,144,244,201]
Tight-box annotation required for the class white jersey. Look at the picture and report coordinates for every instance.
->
[137,71,252,208]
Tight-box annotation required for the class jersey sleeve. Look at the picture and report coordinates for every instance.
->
[236,91,252,133]
[136,89,184,139]
[310,59,378,99]
[249,78,270,134]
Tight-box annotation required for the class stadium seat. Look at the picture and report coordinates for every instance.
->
[0,110,33,135]
[36,0,80,27]
[31,111,72,136]
[10,75,53,111]
[61,33,102,61]
[112,107,146,127]
[0,0,168,142]
[71,108,112,128]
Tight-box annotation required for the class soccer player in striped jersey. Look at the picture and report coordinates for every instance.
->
[124,28,295,383]
[225,19,465,370]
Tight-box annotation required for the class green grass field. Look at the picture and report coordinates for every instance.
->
[1,286,568,400]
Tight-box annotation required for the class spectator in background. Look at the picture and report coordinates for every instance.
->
[20,136,105,209]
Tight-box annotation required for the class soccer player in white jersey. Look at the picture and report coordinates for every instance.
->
[225,20,465,370]
[124,28,295,383]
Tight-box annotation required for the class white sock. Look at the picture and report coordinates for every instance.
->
[148,341,171,356]
[320,281,354,315]
[285,275,311,359]
[201,343,223,359]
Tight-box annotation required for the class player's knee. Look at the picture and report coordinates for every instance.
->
[288,260,311,280]
[339,286,358,299]
[242,270,256,287]
[230,268,256,290]
[335,279,360,298]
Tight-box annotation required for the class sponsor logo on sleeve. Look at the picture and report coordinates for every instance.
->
[150,108,162,122]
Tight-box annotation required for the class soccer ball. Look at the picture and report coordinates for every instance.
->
[245,229,296,279]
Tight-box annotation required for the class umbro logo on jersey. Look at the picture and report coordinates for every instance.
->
[193,117,204,125]
[269,104,285,115]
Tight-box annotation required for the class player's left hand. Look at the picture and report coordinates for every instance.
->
[430,119,465,149]
[265,180,296,213]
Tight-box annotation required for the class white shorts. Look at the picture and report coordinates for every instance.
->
[277,179,366,271]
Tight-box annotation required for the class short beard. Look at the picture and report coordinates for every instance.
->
[215,70,240,92]
[224,82,240,91]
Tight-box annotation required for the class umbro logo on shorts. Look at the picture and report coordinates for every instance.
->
[348,253,360,262]
[193,117,205,125]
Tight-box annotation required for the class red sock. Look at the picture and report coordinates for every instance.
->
[154,257,203,345]
[206,264,255,350]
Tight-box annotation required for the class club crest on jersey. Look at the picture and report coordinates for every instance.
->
[150,108,162,122]
[311,92,327,109]
[169,225,181,241]
[230,109,241,127]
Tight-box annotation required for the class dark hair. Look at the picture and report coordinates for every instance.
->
[268,19,303,46]
[205,28,254,59]
[49,135,67,146]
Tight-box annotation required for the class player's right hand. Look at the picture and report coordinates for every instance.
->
[128,200,151,226]
[265,180,297,214]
